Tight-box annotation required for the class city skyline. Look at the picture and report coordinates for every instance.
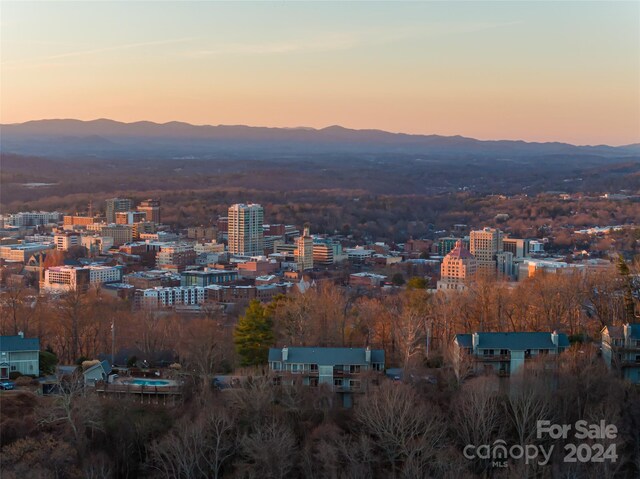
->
[2,1,639,145]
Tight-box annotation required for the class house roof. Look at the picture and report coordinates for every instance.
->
[83,360,112,376]
[455,332,570,350]
[268,347,385,365]
[0,335,40,352]
[602,323,640,340]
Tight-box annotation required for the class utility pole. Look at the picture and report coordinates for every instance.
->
[111,319,115,366]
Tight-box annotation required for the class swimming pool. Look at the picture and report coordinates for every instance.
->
[128,379,170,387]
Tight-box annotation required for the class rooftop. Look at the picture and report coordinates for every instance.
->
[268,346,384,365]
[0,335,40,352]
[455,332,570,350]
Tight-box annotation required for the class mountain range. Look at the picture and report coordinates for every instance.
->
[1,118,639,160]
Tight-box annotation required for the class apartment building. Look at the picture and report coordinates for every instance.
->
[452,331,569,378]
[155,244,197,271]
[601,323,640,384]
[268,347,385,407]
[115,211,147,225]
[228,204,264,256]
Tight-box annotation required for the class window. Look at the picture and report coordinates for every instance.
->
[500,349,508,356]
[334,379,343,387]
[310,364,318,371]
[350,380,361,390]
[349,365,361,374]
[372,363,383,371]
[11,366,16,371]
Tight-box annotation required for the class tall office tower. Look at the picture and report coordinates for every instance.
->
[105,198,133,224]
[137,199,161,224]
[470,227,504,276]
[437,240,477,291]
[295,225,314,271]
[227,203,264,256]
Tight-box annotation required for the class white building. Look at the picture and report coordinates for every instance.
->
[140,286,206,309]
[345,247,374,263]
[41,265,122,292]
[54,232,81,251]
[6,211,63,227]
[228,203,264,256]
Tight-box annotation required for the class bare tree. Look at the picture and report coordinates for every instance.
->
[356,382,446,478]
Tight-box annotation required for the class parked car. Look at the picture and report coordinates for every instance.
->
[0,381,16,390]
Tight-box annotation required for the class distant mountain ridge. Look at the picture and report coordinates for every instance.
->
[1,118,639,159]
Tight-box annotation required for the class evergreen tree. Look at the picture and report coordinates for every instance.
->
[234,299,275,367]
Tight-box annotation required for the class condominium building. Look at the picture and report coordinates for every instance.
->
[138,286,206,309]
[227,203,264,256]
[601,323,640,384]
[295,226,314,271]
[470,227,504,276]
[453,331,569,378]
[105,198,133,224]
[137,199,161,224]
[437,240,477,291]
[268,347,385,407]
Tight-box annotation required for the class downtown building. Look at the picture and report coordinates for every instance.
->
[227,203,264,256]
[105,198,133,224]
[437,240,477,291]
[137,199,161,224]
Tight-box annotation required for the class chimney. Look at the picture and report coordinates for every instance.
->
[551,331,559,348]
[472,332,479,352]
[623,324,630,344]
[18,331,24,339]
[365,346,371,363]
[282,346,288,362]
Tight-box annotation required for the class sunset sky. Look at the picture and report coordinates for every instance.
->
[1,1,639,145]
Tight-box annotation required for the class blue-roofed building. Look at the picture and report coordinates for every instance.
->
[452,331,569,379]
[601,323,640,384]
[0,332,40,378]
[83,360,113,386]
[268,346,385,407]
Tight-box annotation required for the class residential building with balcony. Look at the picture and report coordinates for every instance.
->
[452,331,569,378]
[0,333,40,378]
[601,323,640,384]
[268,346,385,407]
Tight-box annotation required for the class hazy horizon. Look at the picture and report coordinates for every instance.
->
[2,1,639,146]
[4,116,640,148]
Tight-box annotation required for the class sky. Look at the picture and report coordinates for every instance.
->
[1,1,639,145]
